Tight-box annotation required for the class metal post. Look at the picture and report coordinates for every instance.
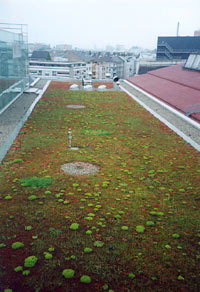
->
[68,128,72,149]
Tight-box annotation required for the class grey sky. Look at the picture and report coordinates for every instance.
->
[1,0,200,49]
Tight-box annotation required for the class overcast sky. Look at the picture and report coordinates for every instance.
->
[1,0,200,50]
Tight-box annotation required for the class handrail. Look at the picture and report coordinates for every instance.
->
[158,42,200,53]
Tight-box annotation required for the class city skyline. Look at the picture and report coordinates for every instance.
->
[1,0,200,50]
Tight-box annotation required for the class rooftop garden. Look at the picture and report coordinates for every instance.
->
[0,82,199,292]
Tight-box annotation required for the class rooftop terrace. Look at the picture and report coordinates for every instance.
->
[0,81,199,292]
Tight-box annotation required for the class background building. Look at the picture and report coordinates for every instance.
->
[29,60,89,79]
[0,23,29,113]
[156,36,200,60]
[55,44,72,51]
[31,50,51,61]
[194,30,200,36]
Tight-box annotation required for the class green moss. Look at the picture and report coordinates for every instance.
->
[172,233,180,238]
[49,227,62,236]
[80,275,91,283]
[121,226,129,231]
[6,158,23,165]
[94,241,104,247]
[44,190,51,195]
[28,195,38,201]
[14,266,23,272]
[128,273,136,279]
[87,213,95,217]
[44,252,53,259]
[72,183,79,187]
[119,211,125,215]
[157,212,164,216]
[22,270,30,276]
[177,275,184,280]
[32,235,38,239]
[85,217,93,221]
[95,205,102,208]
[115,215,121,219]
[12,242,24,249]
[136,225,145,233]
[62,269,75,279]
[70,223,79,230]
[150,211,164,216]
[5,195,12,200]
[0,243,6,248]
[165,245,171,249]
[84,248,93,253]
[25,226,32,231]
[86,230,92,235]
[24,256,38,268]
[179,189,185,193]
[146,221,155,226]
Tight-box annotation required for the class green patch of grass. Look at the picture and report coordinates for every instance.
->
[83,129,112,136]
[4,158,24,165]
[20,176,52,188]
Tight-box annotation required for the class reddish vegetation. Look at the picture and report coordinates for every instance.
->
[92,82,113,88]
[0,82,199,292]
[48,81,79,90]
[48,81,114,91]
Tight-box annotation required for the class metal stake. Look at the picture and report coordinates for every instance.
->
[68,128,72,149]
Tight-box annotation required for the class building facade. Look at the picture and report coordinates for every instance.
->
[194,30,200,36]
[29,60,90,79]
[91,56,125,79]
[156,36,200,60]
[0,23,29,113]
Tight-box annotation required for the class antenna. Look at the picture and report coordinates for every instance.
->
[176,22,180,36]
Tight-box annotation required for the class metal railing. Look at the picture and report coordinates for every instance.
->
[158,42,200,53]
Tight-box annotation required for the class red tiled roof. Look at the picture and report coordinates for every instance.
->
[127,65,200,122]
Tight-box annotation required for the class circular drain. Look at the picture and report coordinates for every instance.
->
[67,105,86,109]
[61,162,99,175]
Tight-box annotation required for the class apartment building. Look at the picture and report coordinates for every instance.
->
[91,56,124,79]
[29,60,90,79]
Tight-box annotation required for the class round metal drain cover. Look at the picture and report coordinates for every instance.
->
[67,105,86,109]
[61,162,99,175]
